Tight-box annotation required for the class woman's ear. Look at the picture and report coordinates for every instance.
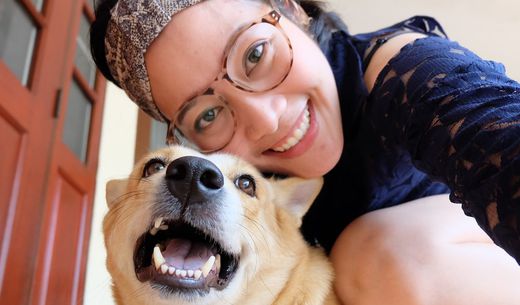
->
[270,0,311,28]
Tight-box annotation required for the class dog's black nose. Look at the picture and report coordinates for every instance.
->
[165,156,224,204]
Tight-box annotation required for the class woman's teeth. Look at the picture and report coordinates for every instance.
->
[272,107,310,152]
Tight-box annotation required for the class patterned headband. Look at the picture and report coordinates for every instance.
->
[105,0,205,122]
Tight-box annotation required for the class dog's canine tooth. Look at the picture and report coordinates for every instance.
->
[168,266,176,275]
[150,217,165,236]
[154,217,164,229]
[201,255,216,278]
[194,270,202,280]
[160,264,169,274]
[215,254,221,271]
[153,245,166,270]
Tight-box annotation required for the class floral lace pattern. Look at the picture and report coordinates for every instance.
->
[369,36,520,262]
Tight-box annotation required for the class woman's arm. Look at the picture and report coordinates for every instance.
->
[331,194,520,305]
[363,34,520,262]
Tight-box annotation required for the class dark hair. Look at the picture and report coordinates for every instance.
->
[89,0,348,85]
[297,0,348,53]
[90,0,120,87]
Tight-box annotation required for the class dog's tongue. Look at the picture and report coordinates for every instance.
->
[162,238,214,270]
[136,237,218,284]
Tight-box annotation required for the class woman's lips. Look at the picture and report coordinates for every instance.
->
[271,105,310,152]
[265,102,318,158]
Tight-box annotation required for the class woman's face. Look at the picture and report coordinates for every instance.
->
[145,0,343,178]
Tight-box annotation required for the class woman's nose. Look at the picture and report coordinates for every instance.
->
[231,93,288,141]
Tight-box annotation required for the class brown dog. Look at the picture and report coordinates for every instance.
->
[103,145,339,305]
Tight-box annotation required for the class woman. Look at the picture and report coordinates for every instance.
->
[90,0,520,303]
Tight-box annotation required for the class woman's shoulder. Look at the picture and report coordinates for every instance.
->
[351,15,448,43]
[346,16,448,68]
[345,16,449,92]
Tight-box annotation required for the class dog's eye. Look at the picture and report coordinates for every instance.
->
[143,159,166,178]
[234,175,256,197]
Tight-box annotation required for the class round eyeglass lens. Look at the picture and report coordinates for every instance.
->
[174,95,235,152]
[226,22,292,92]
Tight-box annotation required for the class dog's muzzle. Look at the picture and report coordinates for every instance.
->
[133,156,239,296]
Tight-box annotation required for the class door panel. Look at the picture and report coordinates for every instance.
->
[0,0,106,304]
[0,115,24,224]
[40,175,89,305]
[0,0,50,300]
[0,113,27,288]
[30,3,104,305]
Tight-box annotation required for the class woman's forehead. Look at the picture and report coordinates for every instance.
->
[145,0,271,119]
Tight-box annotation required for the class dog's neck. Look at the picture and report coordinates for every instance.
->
[233,212,340,305]
[271,246,340,305]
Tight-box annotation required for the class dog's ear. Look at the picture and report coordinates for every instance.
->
[106,179,128,208]
[272,177,323,219]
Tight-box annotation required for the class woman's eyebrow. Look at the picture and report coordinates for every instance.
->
[177,88,215,125]
[179,20,253,109]
[222,20,252,58]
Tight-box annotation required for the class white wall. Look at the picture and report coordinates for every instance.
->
[84,83,137,305]
[329,0,520,80]
[83,1,520,304]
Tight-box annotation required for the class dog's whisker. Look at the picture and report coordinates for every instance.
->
[109,190,153,206]
[237,223,263,281]
[243,214,272,253]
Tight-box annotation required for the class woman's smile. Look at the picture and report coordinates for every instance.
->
[271,103,310,152]
[265,101,319,159]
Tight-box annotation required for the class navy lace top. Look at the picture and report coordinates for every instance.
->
[300,16,520,263]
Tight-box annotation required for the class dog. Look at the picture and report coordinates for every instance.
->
[103,145,340,305]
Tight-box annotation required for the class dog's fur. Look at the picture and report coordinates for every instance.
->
[104,145,339,305]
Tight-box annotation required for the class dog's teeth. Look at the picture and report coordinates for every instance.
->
[194,270,202,280]
[187,270,194,277]
[175,269,182,277]
[180,270,187,277]
[153,245,165,269]
[160,264,169,274]
[168,266,176,275]
[150,218,167,235]
[154,217,164,229]
[201,255,216,278]
[215,254,221,272]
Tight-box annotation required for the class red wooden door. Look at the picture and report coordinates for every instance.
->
[0,0,106,304]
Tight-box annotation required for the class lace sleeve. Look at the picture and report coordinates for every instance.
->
[368,36,520,263]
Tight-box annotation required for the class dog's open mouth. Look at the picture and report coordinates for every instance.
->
[133,217,239,293]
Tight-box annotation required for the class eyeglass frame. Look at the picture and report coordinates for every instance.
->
[165,9,294,149]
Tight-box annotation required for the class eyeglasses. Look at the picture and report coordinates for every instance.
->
[166,10,294,152]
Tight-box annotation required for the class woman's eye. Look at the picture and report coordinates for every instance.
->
[143,159,166,178]
[195,106,223,131]
[244,41,267,76]
[234,175,256,197]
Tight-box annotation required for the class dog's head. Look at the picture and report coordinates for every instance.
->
[103,145,322,305]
